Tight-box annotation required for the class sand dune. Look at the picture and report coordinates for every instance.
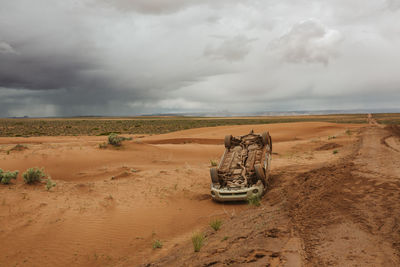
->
[0,122,362,266]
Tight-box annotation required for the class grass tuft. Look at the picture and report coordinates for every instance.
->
[333,150,338,154]
[210,219,222,231]
[247,195,261,206]
[192,232,205,252]
[210,159,218,167]
[98,142,107,149]
[45,177,56,191]
[152,239,163,249]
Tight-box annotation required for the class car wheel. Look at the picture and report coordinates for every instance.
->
[224,135,232,148]
[261,132,270,146]
[254,164,266,184]
[269,135,272,152]
[210,167,219,184]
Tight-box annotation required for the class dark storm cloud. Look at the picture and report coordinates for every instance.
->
[0,42,17,54]
[0,46,99,90]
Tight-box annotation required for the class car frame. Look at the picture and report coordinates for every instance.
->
[210,130,272,202]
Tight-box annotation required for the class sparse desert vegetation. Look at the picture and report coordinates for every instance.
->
[0,113,378,137]
[247,195,261,206]
[98,142,107,149]
[9,144,28,152]
[210,219,222,231]
[152,239,163,249]
[45,177,56,191]
[209,159,218,167]
[22,167,47,184]
[108,133,124,146]
[0,169,18,184]
[191,232,205,252]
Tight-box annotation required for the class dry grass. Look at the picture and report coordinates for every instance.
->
[192,232,205,252]
[0,114,371,137]
[210,219,222,231]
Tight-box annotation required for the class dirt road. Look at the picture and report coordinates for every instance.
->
[289,125,400,266]
[146,121,400,266]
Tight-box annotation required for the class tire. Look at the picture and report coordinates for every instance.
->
[210,167,219,184]
[269,135,272,152]
[254,164,266,184]
[261,132,270,146]
[224,135,232,148]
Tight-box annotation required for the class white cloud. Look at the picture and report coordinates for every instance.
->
[270,19,343,65]
[204,35,255,62]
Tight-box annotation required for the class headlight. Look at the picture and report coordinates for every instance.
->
[252,189,259,194]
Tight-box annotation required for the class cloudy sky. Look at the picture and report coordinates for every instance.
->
[1,0,400,117]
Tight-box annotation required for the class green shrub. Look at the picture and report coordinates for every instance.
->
[210,159,218,167]
[108,133,132,146]
[333,150,338,154]
[9,144,28,152]
[192,232,205,252]
[23,168,46,184]
[152,239,163,249]
[108,133,123,146]
[0,169,19,184]
[98,142,107,149]
[210,219,222,231]
[247,195,261,206]
[45,177,56,191]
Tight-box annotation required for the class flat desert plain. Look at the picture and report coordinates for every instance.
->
[1,119,400,266]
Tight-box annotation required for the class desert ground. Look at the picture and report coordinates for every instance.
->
[1,116,400,266]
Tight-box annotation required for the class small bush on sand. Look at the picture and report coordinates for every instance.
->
[333,150,338,154]
[23,168,46,184]
[192,232,205,252]
[98,142,107,149]
[45,177,56,191]
[210,219,222,231]
[108,133,132,146]
[247,195,261,206]
[0,169,19,185]
[152,239,163,249]
[10,144,28,152]
[210,159,218,167]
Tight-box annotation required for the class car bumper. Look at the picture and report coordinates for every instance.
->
[210,183,264,202]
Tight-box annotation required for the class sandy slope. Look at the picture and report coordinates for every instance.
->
[145,121,400,266]
[0,122,361,266]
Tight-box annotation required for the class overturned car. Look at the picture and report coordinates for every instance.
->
[210,131,272,202]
